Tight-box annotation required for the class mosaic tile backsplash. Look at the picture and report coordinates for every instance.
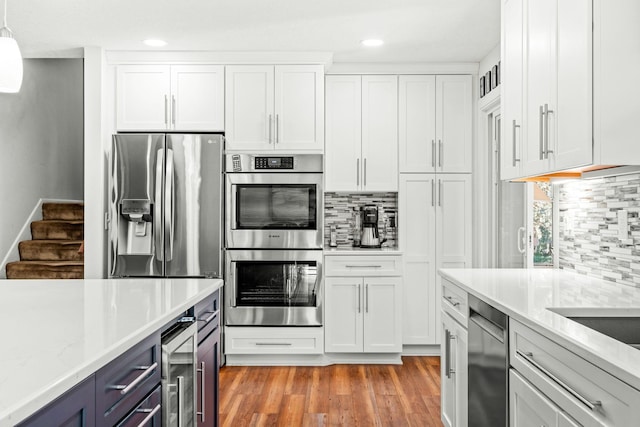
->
[558,173,640,288]
[324,193,398,248]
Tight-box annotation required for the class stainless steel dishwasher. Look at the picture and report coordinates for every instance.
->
[467,294,508,427]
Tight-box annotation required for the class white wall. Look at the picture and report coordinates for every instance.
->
[0,59,84,262]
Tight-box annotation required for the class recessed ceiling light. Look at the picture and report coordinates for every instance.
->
[361,39,384,47]
[143,39,167,47]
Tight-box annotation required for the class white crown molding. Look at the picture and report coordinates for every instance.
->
[104,50,334,67]
[327,62,480,75]
[22,47,85,59]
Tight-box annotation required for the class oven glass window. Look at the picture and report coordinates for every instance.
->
[235,261,318,307]
[236,184,317,229]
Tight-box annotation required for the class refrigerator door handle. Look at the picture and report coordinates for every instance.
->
[155,149,164,262]
[165,148,175,262]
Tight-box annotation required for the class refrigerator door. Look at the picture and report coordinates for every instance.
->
[110,134,165,277]
[165,134,223,277]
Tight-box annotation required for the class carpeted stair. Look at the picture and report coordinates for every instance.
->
[6,202,84,279]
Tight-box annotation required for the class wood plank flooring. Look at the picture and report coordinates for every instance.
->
[219,356,442,427]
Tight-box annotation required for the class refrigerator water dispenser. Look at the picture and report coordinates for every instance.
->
[119,199,153,255]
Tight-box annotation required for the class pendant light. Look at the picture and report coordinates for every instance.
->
[0,0,22,93]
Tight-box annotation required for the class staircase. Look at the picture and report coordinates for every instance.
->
[6,202,84,279]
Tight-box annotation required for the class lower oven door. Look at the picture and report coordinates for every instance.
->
[225,250,323,326]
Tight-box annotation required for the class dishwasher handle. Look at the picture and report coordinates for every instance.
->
[469,310,505,344]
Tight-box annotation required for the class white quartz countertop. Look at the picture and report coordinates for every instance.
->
[0,278,223,427]
[323,246,402,255]
[439,268,640,391]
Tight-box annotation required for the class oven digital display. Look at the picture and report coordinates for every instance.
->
[254,156,294,169]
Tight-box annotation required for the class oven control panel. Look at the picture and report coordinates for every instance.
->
[254,156,294,169]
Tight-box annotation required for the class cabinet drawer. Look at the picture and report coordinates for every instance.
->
[510,319,640,427]
[441,278,468,327]
[96,331,161,427]
[194,289,220,340]
[225,327,323,354]
[115,385,161,427]
[324,255,402,277]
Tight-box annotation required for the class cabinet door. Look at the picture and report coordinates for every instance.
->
[18,375,96,427]
[399,174,437,345]
[324,277,363,353]
[435,75,473,173]
[436,174,472,341]
[558,411,580,427]
[501,0,525,180]
[452,315,468,427]
[171,65,224,131]
[523,0,555,176]
[197,328,220,427]
[553,0,592,171]
[441,312,457,427]
[363,277,402,353]
[510,369,559,427]
[274,65,323,151]
[116,65,170,131]
[362,75,399,191]
[399,75,436,173]
[225,65,274,150]
[325,75,362,191]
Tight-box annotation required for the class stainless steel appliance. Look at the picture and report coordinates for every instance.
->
[360,205,386,248]
[161,321,198,427]
[225,154,323,249]
[225,250,322,326]
[468,294,509,427]
[109,133,223,278]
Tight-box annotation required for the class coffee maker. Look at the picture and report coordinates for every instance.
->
[360,205,387,248]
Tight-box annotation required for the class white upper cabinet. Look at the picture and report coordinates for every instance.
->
[116,65,224,131]
[225,65,323,151]
[399,75,472,173]
[435,75,473,173]
[325,75,398,192]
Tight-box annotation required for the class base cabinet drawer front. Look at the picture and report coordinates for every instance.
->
[510,319,640,427]
[510,369,560,427]
[95,331,162,427]
[225,327,324,354]
[324,255,403,277]
[17,375,96,427]
[194,289,221,339]
[115,385,161,427]
[441,278,468,327]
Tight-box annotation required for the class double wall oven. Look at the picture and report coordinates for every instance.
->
[224,154,323,327]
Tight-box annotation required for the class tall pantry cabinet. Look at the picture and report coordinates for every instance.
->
[398,74,473,346]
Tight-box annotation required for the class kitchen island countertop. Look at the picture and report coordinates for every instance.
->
[0,278,223,427]
[439,268,640,391]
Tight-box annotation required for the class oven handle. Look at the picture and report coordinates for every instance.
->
[229,184,238,230]
[229,265,237,307]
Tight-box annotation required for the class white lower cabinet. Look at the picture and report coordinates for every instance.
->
[324,255,402,353]
[511,369,565,427]
[441,309,468,427]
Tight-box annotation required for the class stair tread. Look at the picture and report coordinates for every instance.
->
[8,261,84,266]
[32,220,84,224]
[42,202,84,221]
[20,240,84,245]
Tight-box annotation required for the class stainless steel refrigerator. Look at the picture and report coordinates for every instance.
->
[109,133,223,278]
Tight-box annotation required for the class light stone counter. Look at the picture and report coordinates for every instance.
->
[439,268,640,391]
[0,278,223,427]
[323,246,403,255]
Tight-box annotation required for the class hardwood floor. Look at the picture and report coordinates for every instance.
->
[219,356,442,427]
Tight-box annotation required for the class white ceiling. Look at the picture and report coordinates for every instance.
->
[9,0,500,63]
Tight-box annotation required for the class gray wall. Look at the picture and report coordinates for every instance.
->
[0,59,84,260]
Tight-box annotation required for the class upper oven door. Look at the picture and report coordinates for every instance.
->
[226,173,323,248]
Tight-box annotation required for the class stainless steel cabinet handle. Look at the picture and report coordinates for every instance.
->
[164,95,169,126]
[438,140,443,168]
[445,329,452,379]
[364,158,367,187]
[539,105,545,160]
[177,375,184,427]
[444,295,460,307]
[110,362,158,395]
[365,283,369,313]
[276,114,280,144]
[544,104,554,158]
[448,333,456,377]
[171,95,176,127]
[268,114,273,144]
[136,403,161,427]
[198,310,219,324]
[517,350,602,411]
[431,140,436,168]
[358,284,361,313]
[431,180,435,207]
[512,120,521,166]
[356,158,360,187]
[345,264,382,268]
[255,342,293,346]
[438,179,443,207]
[197,362,205,422]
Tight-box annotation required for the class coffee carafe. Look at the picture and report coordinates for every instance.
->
[360,205,386,248]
